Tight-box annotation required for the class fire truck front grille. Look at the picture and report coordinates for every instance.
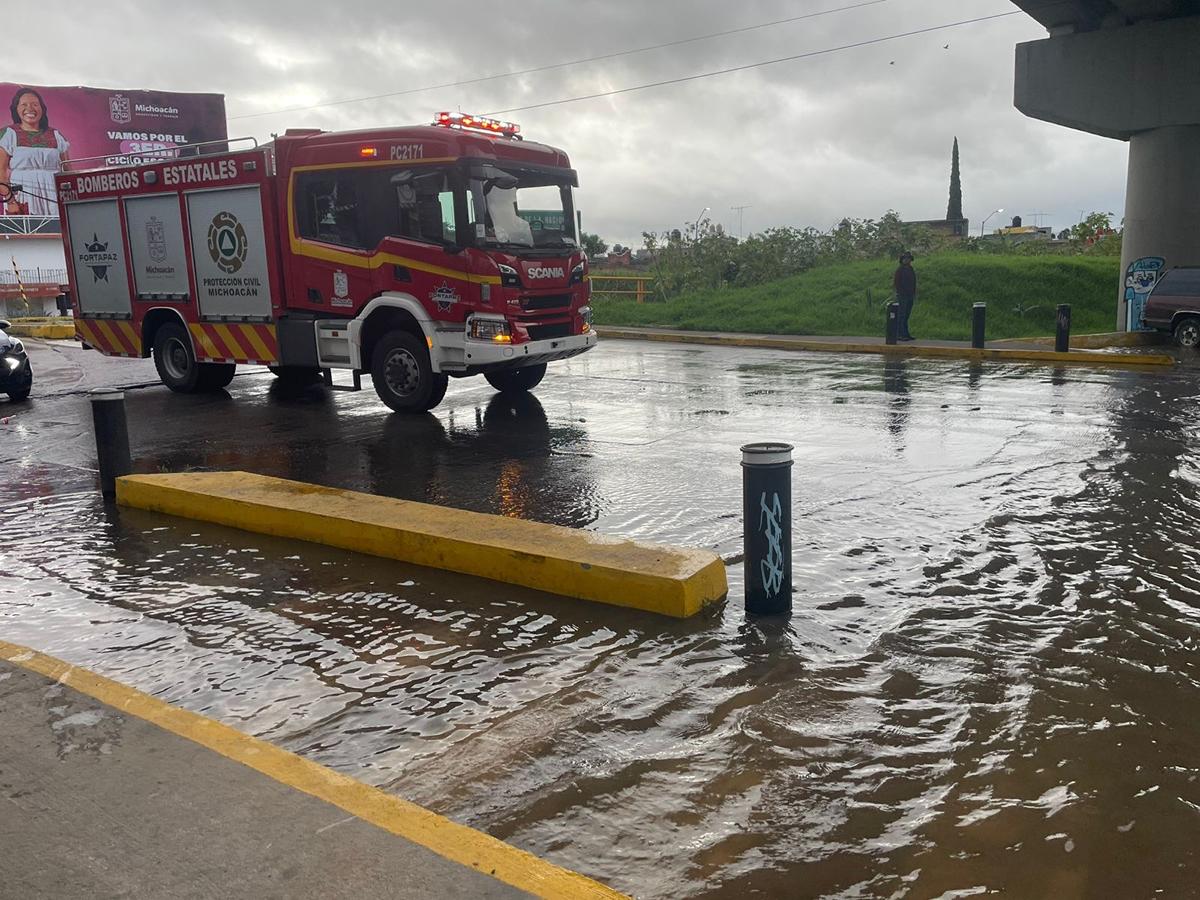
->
[520,294,571,311]
[526,322,573,341]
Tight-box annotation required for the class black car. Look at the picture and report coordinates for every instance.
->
[0,319,33,402]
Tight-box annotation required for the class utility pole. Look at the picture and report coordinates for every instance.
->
[731,205,751,240]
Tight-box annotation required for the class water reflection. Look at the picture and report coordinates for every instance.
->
[367,393,600,527]
[882,358,910,444]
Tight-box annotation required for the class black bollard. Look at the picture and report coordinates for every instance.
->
[886,302,899,345]
[742,442,793,616]
[971,302,987,349]
[1055,303,1071,353]
[90,389,132,500]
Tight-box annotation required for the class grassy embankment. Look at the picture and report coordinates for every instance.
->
[593,254,1122,341]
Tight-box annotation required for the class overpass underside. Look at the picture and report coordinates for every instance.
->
[1011,1,1200,329]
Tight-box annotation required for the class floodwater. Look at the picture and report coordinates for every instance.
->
[4,340,1200,898]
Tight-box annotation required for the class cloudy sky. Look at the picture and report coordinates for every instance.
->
[12,0,1127,247]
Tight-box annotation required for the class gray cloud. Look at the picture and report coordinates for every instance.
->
[10,0,1126,245]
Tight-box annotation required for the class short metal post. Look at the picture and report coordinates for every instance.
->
[886,302,899,345]
[742,442,793,616]
[90,389,132,500]
[971,302,986,349]
[1055,303,1071,353]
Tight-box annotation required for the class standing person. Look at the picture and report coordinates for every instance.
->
[893,251,918,341]
[0,87,71,216]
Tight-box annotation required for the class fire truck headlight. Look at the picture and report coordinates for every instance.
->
[578,306,593,328]
[469,316,511,342]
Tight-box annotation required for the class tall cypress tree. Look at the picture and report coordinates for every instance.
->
[947,137,963,221]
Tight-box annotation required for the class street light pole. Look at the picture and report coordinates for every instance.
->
[981,208,1005,237]
[693,206,710,240]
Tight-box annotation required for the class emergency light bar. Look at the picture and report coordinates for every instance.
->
[434,111,521,138]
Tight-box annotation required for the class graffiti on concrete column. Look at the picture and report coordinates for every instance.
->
[758,491,785,598]
[1126,256,1165,331]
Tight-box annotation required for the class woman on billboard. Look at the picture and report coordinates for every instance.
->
[0,87,70,216]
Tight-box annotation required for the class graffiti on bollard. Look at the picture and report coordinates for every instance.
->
[1056,303,1071,353]
[741,442,794,616]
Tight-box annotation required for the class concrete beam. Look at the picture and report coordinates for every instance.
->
[1015,15,1200,139]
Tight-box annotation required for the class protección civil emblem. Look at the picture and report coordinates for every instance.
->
[146,217,167,263]
[207,211,248,274]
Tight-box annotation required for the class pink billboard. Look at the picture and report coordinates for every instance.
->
[0,83,226,215]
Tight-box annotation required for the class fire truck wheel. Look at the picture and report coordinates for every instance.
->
[197,363,237,390]
[153,323,203,393]
[484,363,547,394]
[371,330,448,412]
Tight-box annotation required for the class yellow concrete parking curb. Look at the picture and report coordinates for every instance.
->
[117,471,728,619]
[596,327,1175,368]
[0,639,627,900]
[7,321,76,340]
[993,331,1166,350]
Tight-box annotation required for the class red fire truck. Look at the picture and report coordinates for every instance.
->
[53,112,596,411]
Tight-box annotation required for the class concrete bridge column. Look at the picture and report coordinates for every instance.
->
[1014,15,1200,330]
[1122,125,1200,328]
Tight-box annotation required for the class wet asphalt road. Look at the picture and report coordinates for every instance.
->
[4,338,1200,898]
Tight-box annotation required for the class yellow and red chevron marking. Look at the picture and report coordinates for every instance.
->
[75,318,142,358]
[188,322,278,365]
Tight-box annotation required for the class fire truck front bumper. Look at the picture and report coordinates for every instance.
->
[460,328,598,374]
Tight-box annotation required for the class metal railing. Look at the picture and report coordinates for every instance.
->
[0,267,67,285]
[590,274,656,303]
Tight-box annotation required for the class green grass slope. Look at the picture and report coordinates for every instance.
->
[593,254,1122,341]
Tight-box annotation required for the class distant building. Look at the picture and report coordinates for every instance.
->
[990,215,1053,242]
[1,216,67,318]
[905,217,970,238]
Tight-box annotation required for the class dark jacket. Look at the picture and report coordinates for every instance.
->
[894,264,917,296]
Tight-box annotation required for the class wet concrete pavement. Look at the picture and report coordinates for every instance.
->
[5,337,1200,897]
[0,657,530,899]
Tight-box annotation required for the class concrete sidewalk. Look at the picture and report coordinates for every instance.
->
[595,325,1176,368]
[0,648,622,899]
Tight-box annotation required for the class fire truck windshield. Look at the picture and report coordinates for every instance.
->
[468,165,577,252]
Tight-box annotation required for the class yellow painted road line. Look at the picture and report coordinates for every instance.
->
[596,328,1175,368]
[0,639,626,900]
[116,471,727,619]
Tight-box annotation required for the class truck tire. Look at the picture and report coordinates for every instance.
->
[371,329,448,412]
[197,363,237,390]
[485,363,546,394]
[153,322,203,392]
[1173,317,1200,349]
